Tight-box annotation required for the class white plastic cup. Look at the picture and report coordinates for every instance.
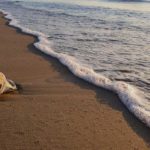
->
[0,72,17,94]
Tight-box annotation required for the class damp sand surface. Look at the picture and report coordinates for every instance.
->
[0,13,150,150]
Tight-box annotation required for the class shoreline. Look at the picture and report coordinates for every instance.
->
[2,9,150,129]
[0,12,150,150]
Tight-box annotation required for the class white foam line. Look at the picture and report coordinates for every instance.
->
[1,9,150,128]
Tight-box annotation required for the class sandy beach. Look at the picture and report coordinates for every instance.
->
[0,12,150,150]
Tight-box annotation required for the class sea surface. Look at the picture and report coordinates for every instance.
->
[0,0,150,127]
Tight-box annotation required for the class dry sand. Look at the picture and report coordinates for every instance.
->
[0,13,150,150]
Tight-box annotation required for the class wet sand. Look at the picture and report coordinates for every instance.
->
[0,13,150,150]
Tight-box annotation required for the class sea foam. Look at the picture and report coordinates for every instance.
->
[1,9,150,128]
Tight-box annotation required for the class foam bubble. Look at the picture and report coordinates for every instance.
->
[1,9,149,128]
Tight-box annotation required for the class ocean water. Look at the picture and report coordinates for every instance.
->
[0,0,150,127]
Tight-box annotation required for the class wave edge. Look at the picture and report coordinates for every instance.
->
[1,9,149,128]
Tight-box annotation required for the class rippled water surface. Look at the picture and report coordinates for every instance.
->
[0,0,150,98]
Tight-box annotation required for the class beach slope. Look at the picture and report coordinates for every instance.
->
[0,13,150,150]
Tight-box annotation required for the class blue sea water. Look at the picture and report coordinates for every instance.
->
[0,0,150,127]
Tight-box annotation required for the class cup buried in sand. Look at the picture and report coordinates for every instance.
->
[0,72,17,94]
